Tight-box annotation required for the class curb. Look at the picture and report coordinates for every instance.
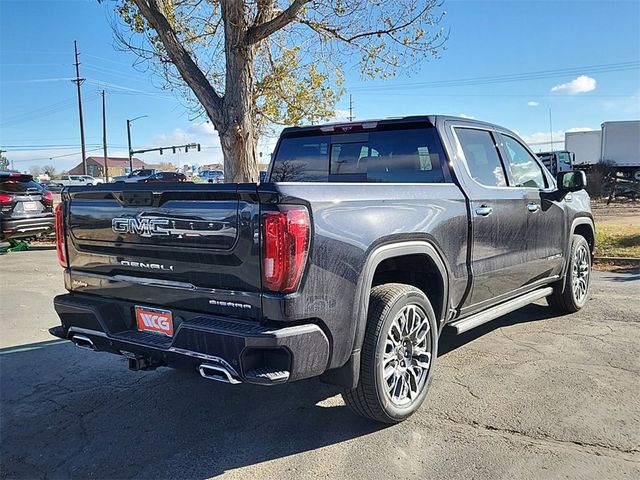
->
[594,256,640,266]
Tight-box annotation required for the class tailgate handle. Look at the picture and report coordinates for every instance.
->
[120,191,154,207]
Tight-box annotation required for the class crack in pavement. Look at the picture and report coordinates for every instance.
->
[432,414,640,463]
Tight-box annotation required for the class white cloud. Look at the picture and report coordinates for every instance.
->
[459,113,476,119]
[527,101,540,107]
[550,75,596,94]
[332,108,352,121]
[520,127,595,151]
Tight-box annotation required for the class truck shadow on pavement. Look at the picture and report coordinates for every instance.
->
[1,302,558,479]
[439,302,558,355]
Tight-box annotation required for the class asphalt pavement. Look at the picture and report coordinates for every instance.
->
[1,248,639,479]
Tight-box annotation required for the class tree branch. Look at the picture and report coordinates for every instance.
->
[132,0,224,123]
[245,0,310,45]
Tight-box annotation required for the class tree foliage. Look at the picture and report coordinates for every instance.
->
[0,152,9,170]
[29,165,42,177]
[111,0,447,181]
[42,164,58,178]
[158,161,177,171]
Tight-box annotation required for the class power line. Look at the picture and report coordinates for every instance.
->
[3,144,129,151]
[10,148,104,164]
[349,61,640,92]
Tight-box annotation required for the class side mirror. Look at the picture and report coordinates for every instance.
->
[557,170,587,192]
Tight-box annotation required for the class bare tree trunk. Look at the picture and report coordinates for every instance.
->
[219,0,259,183]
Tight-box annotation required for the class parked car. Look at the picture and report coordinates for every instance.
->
[111,169,161,183]
[58,175,101,187]
[1,172,55,241]
[40,180,64,193]
[50,115,594,424]
[199,170,224,183]
[139,172,188,183]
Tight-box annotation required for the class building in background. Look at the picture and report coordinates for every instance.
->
[67,156,144,179]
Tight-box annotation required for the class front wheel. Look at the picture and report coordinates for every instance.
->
[342,283,438,424]
[548,234,591,313]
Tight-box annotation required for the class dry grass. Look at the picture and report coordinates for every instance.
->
[595,223,640,258]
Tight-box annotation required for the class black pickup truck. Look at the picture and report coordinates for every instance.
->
[50,116,594,423]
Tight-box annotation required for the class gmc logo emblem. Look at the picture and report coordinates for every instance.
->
[112,217,170,237]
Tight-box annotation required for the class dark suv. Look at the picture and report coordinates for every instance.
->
[0,172,55,241]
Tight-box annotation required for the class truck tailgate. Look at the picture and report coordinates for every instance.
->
[61,182,262,318]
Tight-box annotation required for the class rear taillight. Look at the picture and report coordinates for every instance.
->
[262,206,310,293]
[42,191,54,202]
[55,203,68,267]
[0,193,14,204]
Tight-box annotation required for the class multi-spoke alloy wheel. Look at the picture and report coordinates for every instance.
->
[342,283,438,424]
[382,304,432,406]
[548,234,591,313]
[572,243,590,304]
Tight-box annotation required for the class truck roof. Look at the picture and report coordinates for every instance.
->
[280,115,507,136]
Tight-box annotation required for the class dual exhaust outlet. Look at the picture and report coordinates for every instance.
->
[198,361,242,385]
[70,334,242,384]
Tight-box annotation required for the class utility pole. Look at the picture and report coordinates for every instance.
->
[348,94,354,121]
[101,91,109,181]
[549,107,554,153]
[72,40,87,175]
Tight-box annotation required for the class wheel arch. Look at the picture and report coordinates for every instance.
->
[573,219,595,258]
[321,240,450,388]
[559,217,595,290]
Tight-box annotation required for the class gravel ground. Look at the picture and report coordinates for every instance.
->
[1,249,639,479]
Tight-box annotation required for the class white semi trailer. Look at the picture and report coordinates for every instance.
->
[601,121,640,181]
[564,121,639,181]
[565,130,601,167]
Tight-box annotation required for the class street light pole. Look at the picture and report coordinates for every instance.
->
[126,115,148,173]
[127,119,133,173]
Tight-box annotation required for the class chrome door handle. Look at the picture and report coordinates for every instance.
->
[475,206,493,216]
[527,202,540,213]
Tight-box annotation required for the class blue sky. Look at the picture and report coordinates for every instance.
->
[1,0,639,173]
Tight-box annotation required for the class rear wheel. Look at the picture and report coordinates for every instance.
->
[342,283,438,424]
[548,234,591,313]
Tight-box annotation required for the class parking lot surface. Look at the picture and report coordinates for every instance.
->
[1,249,639,479]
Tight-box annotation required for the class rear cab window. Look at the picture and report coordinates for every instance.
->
[270,126,448,183]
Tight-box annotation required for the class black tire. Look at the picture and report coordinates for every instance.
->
[547,234,591,313]
[342,283,438,424]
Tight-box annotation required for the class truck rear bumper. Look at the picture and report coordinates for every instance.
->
[51,294,330,385]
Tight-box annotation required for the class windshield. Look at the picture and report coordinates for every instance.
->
[132,169,154,176]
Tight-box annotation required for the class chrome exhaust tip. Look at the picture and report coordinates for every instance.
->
[71,334,95,350]
[198,361,242,385]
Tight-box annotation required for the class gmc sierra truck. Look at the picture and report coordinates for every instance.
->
[50,116,595,423]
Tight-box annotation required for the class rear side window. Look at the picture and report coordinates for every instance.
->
[0,179,44,193]
[455,128,507,187]
[270,127,447,183]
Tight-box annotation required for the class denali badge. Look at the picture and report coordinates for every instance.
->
[121,260,174,271]
[112,217,170,237]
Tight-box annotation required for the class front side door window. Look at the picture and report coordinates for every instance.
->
[497,134,547,189]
